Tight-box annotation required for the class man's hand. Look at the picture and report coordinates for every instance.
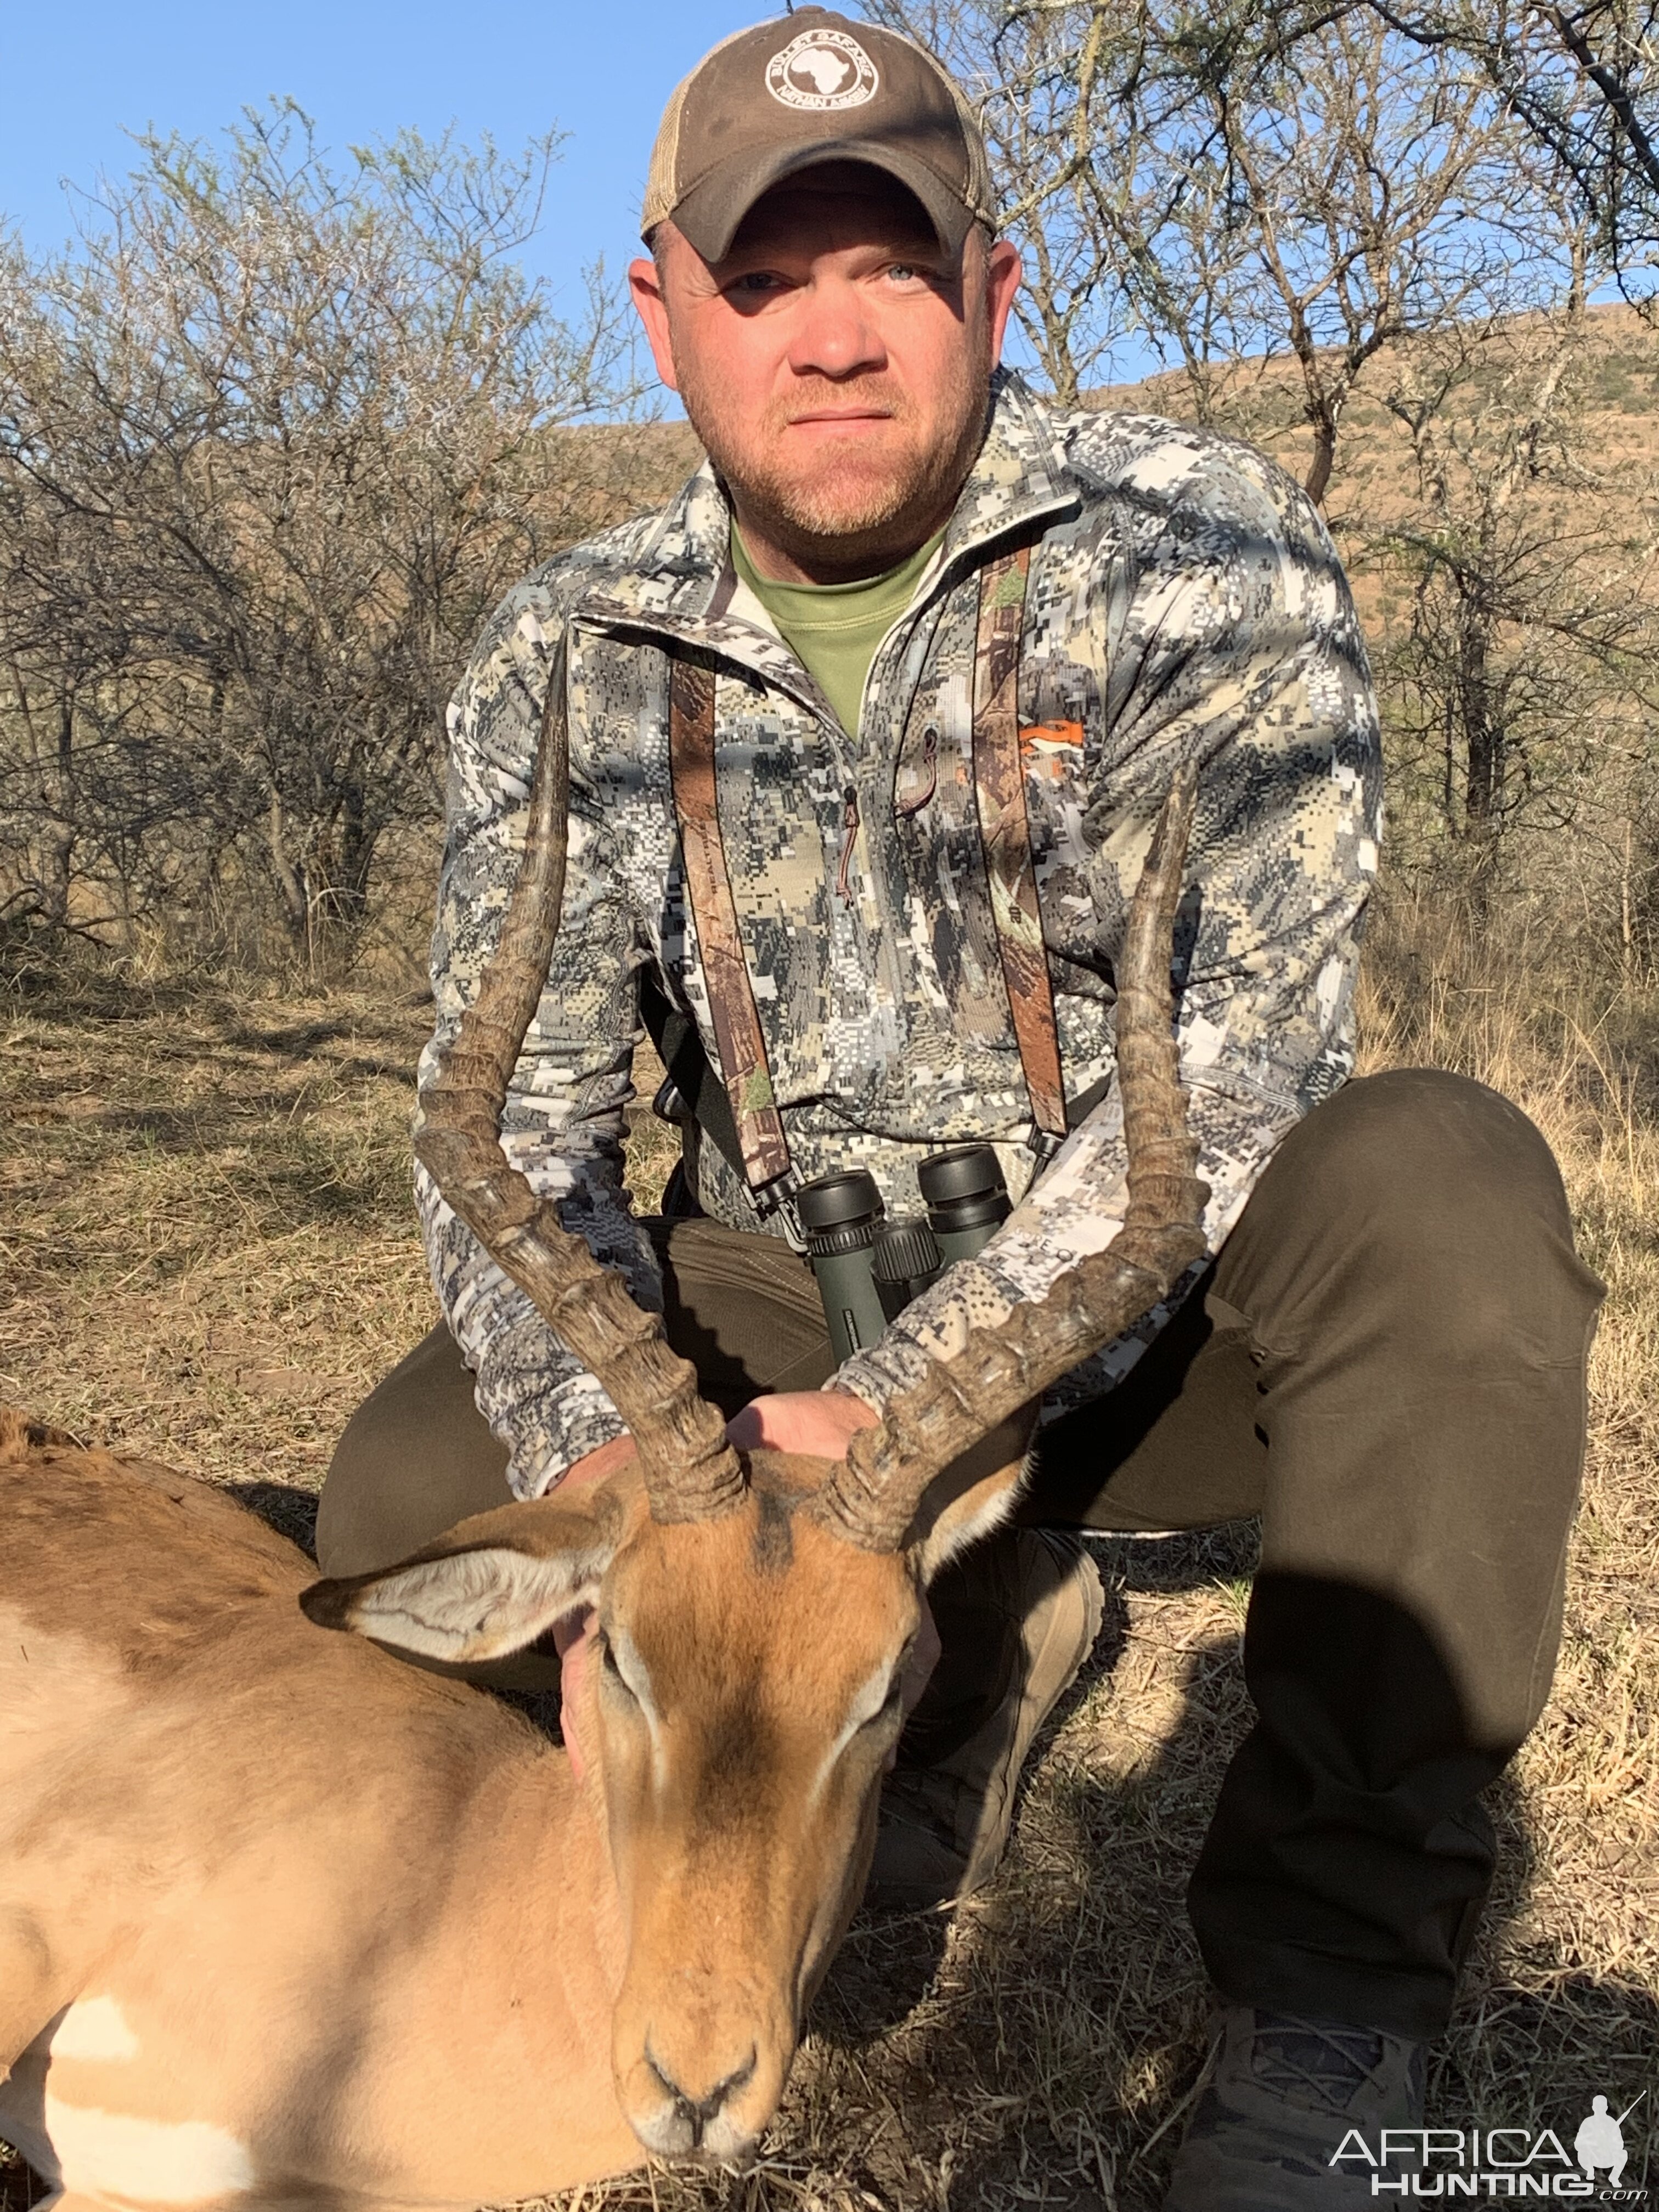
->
[557,1432,639,1493]
[724,1387,878,1458]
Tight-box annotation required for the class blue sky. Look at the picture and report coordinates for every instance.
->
[0,0,764,324]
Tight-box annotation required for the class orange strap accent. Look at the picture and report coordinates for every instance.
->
[972,547,1068,1143]
[667,655,794,1195]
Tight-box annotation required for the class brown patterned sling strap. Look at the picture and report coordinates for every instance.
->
[666,652,797,1210]
[972,545,1069,1161]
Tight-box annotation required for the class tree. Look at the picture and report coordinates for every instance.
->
[1364,0,1659,285]
[1364,291,1659,898]
[867,0,1548,500]
[0,104,645,967]
[1174,7,1542,501]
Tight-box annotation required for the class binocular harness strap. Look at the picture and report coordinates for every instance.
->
[667,653,795,1205]
[662,546,1069,1209]
[970,547,1069,1157]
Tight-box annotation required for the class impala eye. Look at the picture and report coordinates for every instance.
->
[596,1631,648,1711]
[860,1671,906,1730]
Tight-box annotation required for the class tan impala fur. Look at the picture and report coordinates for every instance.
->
[0,683,1205,2206]
[0,1407,1015,2211]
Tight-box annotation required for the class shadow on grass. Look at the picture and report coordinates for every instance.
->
[228,1477,321,1559]
[4,959,422,1085]
[220,1021,420,1085]
[253,1154,414,1226]
[812,1568,1655,2212]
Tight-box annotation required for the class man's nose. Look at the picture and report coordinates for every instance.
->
[787,274,887,380]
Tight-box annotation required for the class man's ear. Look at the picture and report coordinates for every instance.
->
[300,1492,621,1664]
[628,249,681,393]
[906,1416,1034,1584]
[984,236,1023,369]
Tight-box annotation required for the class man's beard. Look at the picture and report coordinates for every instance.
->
[676,337,993,572]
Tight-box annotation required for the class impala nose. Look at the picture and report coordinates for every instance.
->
[642,2042,758,2156]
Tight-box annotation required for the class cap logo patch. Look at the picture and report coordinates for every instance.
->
[765,29,879,110]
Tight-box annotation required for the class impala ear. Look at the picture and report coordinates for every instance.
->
[301,1492,622,1663]
[906,1418,1034,1584]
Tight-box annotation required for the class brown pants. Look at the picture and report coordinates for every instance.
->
[318,1069,1601,2040]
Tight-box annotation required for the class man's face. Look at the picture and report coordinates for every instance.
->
[629,167,1021,579]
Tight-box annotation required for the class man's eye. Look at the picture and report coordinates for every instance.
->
[733,271,784,294]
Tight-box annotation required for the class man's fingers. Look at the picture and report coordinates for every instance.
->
[726,1387,879,1459]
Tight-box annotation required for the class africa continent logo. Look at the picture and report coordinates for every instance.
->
[765,29,880,110]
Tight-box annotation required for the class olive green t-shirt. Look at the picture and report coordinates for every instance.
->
[730,523,946,740]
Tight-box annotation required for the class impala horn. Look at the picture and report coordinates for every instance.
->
[814,763,1209,1554]
[414,636,744,1523]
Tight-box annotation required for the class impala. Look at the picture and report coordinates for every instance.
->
[0,644,1205,2211]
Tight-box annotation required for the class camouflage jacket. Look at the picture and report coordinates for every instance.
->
[417,369,1381,1497]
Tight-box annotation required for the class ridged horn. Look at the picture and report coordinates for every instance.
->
[814,764,1209,1553]
[414,635,744,1523]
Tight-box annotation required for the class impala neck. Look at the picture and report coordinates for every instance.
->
[381,1679,634,2186]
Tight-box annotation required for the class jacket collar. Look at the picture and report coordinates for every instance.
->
[576,369,1079,674]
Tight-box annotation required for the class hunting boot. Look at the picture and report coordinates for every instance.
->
[866,1525,1103,1908]
[1161,2006,1430,2207]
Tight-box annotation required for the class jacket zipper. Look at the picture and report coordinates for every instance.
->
[836,787,860,906]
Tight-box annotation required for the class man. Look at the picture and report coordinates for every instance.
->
[317,13,1602,2205]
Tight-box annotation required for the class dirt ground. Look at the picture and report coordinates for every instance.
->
[1,911,1654,2209]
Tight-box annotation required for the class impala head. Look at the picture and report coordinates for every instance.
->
[579,1461,918,2156]
[304,1438,1015,2159]
[302,635,1207,2167]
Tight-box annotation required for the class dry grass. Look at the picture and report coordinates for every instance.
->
[0,970,435,1510]
[2,898,1655,2211]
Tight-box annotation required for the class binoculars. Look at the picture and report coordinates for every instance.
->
[797,1146,1012,1365]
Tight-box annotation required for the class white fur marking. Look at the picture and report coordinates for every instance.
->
[46,2096,255,2201]
[922,1471,1022,1574]
[50,1996,140,2062]
[609,1623,668,1791]
[810,1661,897,1805]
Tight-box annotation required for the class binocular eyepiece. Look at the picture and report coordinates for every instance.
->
[797,1146,1012,1365]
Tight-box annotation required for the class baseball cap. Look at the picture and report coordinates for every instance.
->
[641,8,997,263]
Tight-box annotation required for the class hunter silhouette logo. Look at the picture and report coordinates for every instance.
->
[765,29,880,110]
[1577,2092,1644,2193]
